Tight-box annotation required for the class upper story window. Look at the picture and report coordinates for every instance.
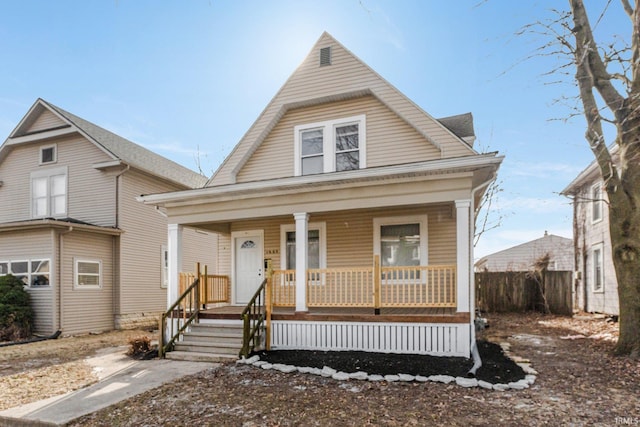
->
[31,166,67,218]
[294,115,366,176]
[40,144,57,165]
[591,183,603,223]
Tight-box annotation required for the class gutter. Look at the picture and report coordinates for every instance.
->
[466,171,497,375]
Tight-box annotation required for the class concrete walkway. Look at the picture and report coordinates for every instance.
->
[0,347,219,426]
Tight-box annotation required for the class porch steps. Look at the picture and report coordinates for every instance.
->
[167,323,243,362]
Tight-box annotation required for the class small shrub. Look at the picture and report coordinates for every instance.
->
[127,335,151,356]
[0,275,34,341]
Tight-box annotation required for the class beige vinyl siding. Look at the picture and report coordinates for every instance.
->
[118,170,178,315]
[226,204,456,271]
[25,109,67,133]
[212,33,474,186]
[60,231,114,335]
[217,233,232,277]
[181,226,218,274]
[237,96,439,183]
[0,135,116,225]
[119,170,218,315]
[0,229,55,334]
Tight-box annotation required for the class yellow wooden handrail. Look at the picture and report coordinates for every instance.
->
[270,262,457,308]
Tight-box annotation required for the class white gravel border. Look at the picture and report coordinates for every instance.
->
[237,341,537,391]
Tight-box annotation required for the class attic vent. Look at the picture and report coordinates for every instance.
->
[320,46,332,66]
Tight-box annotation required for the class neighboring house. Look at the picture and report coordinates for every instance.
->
[0,99,217,335]
[474,232,574,272]
[141,32,503,358]
[561,151,619,315]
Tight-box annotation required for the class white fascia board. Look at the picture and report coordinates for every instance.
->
[5,127,76,145]
[139,153,503,206]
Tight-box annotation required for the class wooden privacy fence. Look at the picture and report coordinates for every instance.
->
[475,270,573,315]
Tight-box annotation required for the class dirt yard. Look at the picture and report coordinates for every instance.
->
[1,313,638,426]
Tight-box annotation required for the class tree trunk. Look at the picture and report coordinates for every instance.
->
[609,97,640,358]
[569,0,640,357]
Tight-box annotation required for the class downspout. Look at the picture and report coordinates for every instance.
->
[467,171,497,376]
[113,165,129,326]
[57,226,74,334]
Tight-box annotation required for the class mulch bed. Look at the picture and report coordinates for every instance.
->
[255,339,525,383]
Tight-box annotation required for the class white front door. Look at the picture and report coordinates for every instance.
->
[233,232,264,304]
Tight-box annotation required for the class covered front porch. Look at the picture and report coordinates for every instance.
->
[142,158,502,359]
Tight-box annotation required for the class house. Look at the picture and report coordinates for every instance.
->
[561,152,619,315]
[474,232,574,272]
[0,99,217,335]
[140,32,503,358]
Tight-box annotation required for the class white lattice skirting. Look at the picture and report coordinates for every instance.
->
[270,321,471,357]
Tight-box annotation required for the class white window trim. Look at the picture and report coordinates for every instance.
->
[39,144,57,165]
[592,242,604,293]
[294,115,366,176]
[161,245,168,289]
[591,182,603,224]
[0,259,51,288]
[280,222,327,270]
[74,258,102,290]
[373,215,428,266]
[30,166,68,218]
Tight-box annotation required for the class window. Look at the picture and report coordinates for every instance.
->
[301,128,324,175]
[592,244,604,292]
[374,216,428,279]
[31,167,67,218]
[335,124,359,172]
[380,223,421,268]
[591,183,603,223]
[294,115,366,176]
[280,223,326,270]
[40,144,57,164]
[75,259,101,289]
[0,259,51,287]
[161,245,168,288]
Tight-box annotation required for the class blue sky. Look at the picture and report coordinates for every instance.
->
[0,1,627,259]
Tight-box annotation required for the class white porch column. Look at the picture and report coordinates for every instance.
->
[294,212,309,312]
[167,223,183,309]
[455,200,471,313]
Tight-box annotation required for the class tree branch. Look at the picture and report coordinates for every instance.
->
[571,0,627,118]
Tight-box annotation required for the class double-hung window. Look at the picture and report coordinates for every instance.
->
[592,243,604,292]
[591,183,603,223]
[295,115,366,176]
[31,166,67,218]
[280,223,326,271]
[374,215,428,281]
[75,259,101,289]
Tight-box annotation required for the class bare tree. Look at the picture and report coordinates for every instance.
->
[535,0,640,357]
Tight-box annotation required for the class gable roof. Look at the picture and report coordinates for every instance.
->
[475,232,574,272]
[209,32,477,186]
[561,145,619,196]
[437,113,475,142]
[1,99,207,189]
